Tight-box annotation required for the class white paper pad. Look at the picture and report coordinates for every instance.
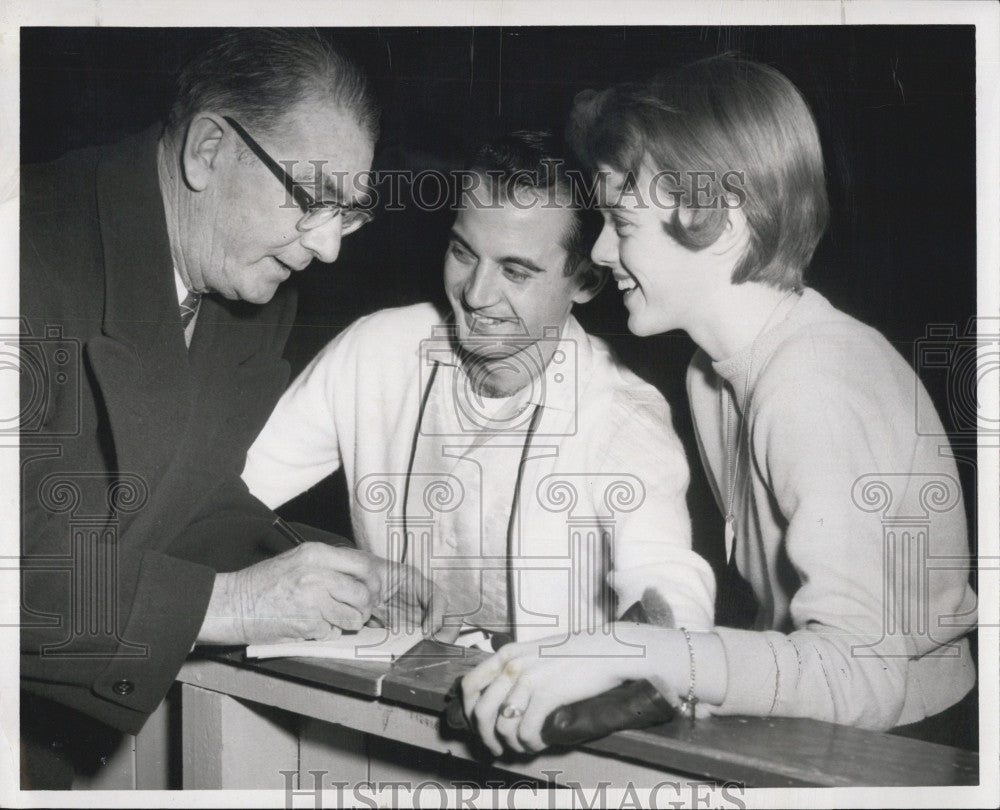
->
[246,627,423,660]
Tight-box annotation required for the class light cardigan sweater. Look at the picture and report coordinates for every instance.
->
[244,303,715,638]
[688,289,976,730]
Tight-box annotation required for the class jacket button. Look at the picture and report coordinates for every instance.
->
[112,679,135,696]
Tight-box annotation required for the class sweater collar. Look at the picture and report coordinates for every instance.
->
[711,288,829,410]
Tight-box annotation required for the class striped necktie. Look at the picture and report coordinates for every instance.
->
[179,290,201,347]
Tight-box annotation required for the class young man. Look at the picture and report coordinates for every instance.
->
[243,132,715,649]
[459,57,976,756]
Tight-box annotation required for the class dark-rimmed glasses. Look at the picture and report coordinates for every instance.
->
[223,115,373,234]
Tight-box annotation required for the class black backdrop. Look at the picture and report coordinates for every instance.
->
[20,25,978,579]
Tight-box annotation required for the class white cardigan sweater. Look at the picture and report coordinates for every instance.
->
[244,303,716,639]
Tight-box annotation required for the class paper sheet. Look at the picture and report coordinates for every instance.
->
[246,628,423,660]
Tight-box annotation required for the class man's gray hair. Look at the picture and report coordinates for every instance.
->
[165,29,379,148]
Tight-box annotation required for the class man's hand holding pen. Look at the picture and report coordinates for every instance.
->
[196,521,451,646]
[369,557,459,643]
[197,542,380,645]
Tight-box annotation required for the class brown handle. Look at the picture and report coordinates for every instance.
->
[444,677,676,747]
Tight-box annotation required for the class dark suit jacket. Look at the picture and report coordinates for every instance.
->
[20,126,298,734]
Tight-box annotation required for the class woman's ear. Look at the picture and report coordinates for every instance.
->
[571,262,609,305]
[709,205,750,258]
[181,114,226,192]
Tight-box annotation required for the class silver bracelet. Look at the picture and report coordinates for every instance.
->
[679,627,698,719]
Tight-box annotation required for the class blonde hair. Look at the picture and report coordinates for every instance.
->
[568,55,828,289]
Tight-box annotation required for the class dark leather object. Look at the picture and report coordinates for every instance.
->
[444,676,676,747]
[540,679,677,745]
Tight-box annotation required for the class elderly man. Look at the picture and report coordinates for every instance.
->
[243,132,715,651]
[20,30,422,788]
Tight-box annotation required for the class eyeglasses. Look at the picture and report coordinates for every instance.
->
[223,115,373,234]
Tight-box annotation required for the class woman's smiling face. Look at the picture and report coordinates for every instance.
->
[590,164,718,338]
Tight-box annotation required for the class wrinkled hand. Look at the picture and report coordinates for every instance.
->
[369,557,459,643]
[199,542,383,645]
[460,627,675,756]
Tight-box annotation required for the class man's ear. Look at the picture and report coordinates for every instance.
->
[571,262,608,305]
[181,114,227,192]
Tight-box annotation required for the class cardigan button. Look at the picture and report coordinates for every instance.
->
[112,679,135,696]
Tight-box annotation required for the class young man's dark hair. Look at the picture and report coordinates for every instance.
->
[466,130,605,293]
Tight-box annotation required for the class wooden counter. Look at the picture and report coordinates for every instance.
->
[168,640,979,790]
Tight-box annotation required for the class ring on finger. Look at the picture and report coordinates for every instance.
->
[499,702,526,720]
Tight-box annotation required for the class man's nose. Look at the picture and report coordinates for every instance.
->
[461,264,499,309]
[299,216,344,264]
[591,221,618,268]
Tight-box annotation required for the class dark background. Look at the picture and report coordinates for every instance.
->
[20,25,979,582]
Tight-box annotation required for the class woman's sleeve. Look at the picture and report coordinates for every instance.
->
[711,359,973,730]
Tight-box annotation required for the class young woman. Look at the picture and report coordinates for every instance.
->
[459,55,977,756]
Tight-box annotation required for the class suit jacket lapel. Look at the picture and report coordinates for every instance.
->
[78,127,294,558]
[85,127,191,488]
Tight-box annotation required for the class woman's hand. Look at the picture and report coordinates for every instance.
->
[460,625,680,756]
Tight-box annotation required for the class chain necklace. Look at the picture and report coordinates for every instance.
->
[723,289,799,554]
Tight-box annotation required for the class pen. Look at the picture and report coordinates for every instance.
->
[272,516,397,634]
[272,516,307,547]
